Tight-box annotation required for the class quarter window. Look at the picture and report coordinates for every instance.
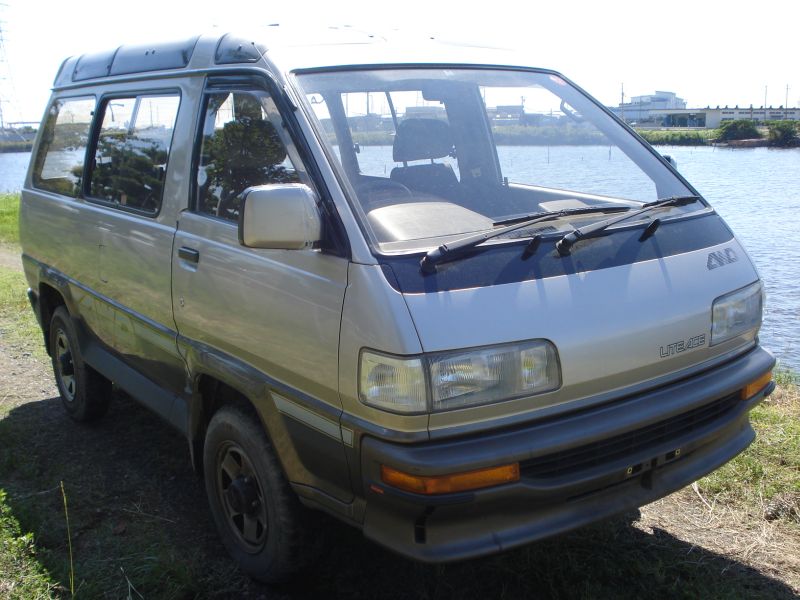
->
[88,94,180,214]
[32,97,95,197]
[196,90,300,222]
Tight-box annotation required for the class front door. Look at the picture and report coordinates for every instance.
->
[171,81,352,501]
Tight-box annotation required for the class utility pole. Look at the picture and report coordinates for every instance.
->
[0,6,7,130]
[786,85,790,118]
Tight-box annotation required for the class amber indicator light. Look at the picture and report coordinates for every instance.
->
[380,463,520,495]
[741,371,773,400]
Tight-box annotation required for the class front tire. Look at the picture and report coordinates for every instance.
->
[203,405,313,582]
[49,306,112,421]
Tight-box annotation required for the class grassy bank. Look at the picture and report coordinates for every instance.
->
[352,126,692,146]
[0,141,33,153]
[0,193,20,245]
[700,369,800,518]
[636,129,717,146]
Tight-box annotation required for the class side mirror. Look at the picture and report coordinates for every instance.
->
[663,154,678,169]
[238,183,322,249]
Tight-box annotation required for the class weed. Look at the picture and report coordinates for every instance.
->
[0,267,44,358]
[0,489,55,598]
[0,193,20,245]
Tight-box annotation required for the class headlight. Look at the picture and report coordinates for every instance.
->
[359,351,426,413]
[711,281,763,346]
[359,340,560,414]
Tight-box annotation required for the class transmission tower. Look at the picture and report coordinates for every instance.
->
[0,3,11,130]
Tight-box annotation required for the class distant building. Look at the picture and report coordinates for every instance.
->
[652,106,800,128]
[403,106,447,120]
[609,91,686,123]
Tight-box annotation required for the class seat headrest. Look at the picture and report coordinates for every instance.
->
[393,118,453,162]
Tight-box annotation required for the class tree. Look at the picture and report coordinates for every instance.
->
[767,121,800,147]
[716,120,761,142]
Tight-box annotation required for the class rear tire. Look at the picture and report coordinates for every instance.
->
[203,404,314,583]
[49,306,112,421]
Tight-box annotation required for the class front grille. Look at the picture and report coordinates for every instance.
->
[520,393,741,479]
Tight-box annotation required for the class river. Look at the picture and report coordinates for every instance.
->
[1,146,798,370]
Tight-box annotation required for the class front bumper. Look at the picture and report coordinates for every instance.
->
[359,346,775,562]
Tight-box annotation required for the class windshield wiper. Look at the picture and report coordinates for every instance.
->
[555,195,701,257]
[419,205,629,274]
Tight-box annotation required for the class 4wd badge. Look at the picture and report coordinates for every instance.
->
[707,248,738,270]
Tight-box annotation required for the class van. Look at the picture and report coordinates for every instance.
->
[20,28,775,581]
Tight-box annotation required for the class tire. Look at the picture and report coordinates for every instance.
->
[203,405,314,583]
[49,306,112,421]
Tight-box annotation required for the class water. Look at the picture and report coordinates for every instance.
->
[663,145,800,371]
[0,152,30,192]
[2,147,798,370]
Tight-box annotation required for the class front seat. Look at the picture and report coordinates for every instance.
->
[390,118,459,199]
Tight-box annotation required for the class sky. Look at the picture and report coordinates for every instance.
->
[1,0,798,126]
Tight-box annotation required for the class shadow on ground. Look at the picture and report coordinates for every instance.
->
[0,390,795,599]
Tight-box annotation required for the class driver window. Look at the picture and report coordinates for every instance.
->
[196,90,300,222]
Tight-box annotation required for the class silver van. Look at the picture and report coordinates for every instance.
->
[20,28,775,581]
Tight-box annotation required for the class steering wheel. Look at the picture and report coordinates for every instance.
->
[355,178,414,210]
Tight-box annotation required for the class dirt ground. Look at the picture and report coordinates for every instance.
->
[1,245,798,598]
[0,243,22,271]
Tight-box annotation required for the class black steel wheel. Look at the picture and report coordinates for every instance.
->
[49,306,112,421]
[215,441,269,551]
[203,404,315,582]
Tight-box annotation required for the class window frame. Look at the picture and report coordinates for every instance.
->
[190,72,350,258]
[31,94,97,199]
[83,88,182,218]
[192,83,303,223]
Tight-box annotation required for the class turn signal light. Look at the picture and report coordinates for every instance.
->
[380,463,520,495]
[741,371,773,400]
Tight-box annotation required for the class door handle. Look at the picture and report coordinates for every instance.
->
[178,246,200,263]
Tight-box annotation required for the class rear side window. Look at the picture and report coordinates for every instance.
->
[32,96,95,197]
[88,94,180,214]
[196,90,300,222]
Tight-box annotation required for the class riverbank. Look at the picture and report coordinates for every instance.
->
[0,142,33,153]
[346,121,799,147]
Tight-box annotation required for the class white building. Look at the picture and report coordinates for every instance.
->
[609,91,686,122]
[651,107,800,128]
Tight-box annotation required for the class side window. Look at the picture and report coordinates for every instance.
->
[196,90,300,222]
[32,97,95,197]
[88,94,180,214]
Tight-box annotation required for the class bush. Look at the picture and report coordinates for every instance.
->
[767,120,800,147]
[636,130,712,146]
[716,119,761,141]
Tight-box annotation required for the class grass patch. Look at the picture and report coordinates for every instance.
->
[0,193,20,246]
[698,383,800,517]
[0,267,42,357]
[0,490,56,599]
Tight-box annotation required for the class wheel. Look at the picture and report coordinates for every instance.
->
[203,405,314,582]
[49,306,112,421]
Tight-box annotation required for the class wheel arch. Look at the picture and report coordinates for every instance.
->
[38,282,67,356]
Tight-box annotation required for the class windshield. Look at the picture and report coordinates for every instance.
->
[295,68,700,252]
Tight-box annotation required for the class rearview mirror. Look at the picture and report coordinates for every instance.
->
[238,184,322,249]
